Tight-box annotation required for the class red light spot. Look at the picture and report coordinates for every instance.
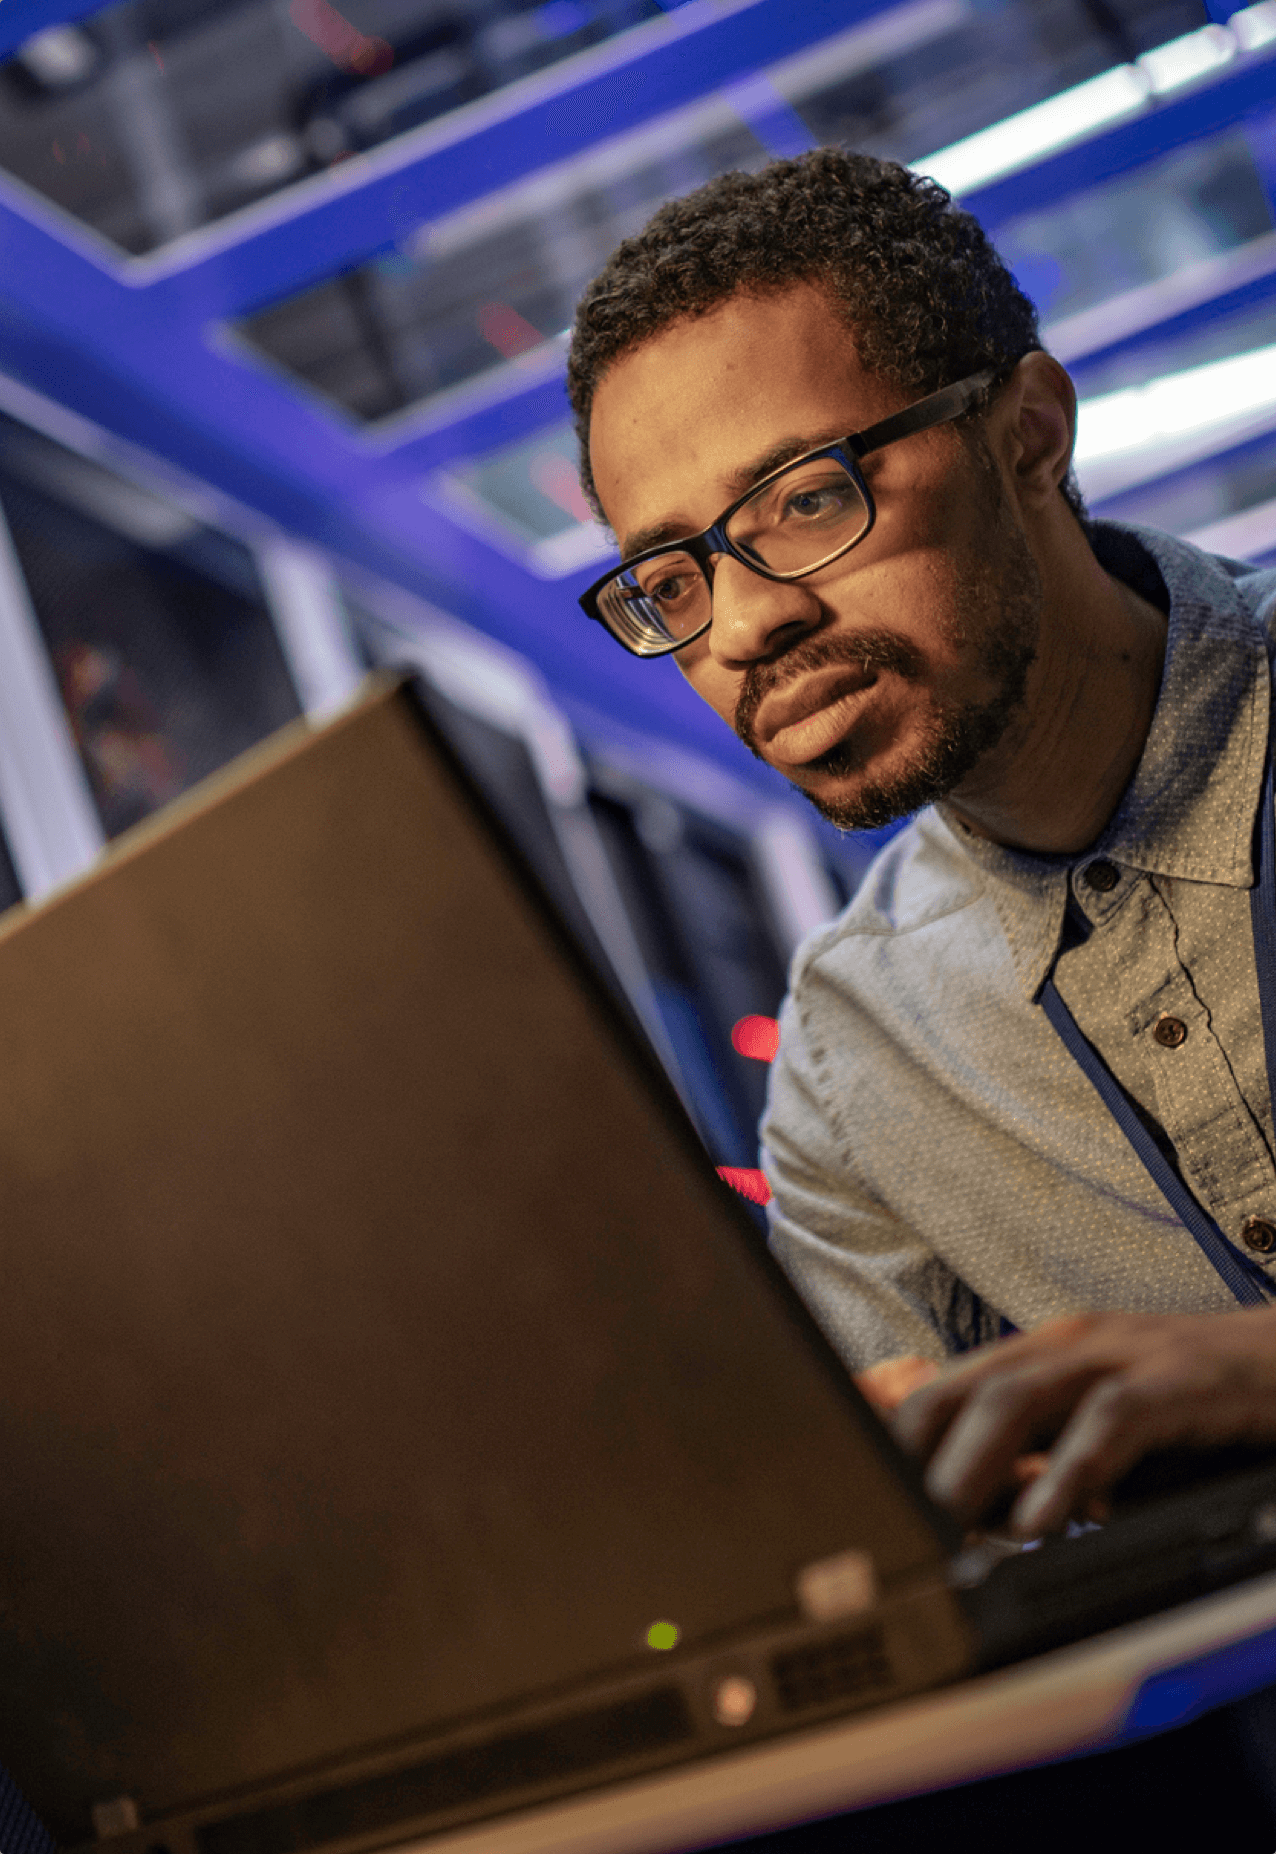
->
[289,0,394,74]
[717,1167,772,1206]
[731,1015,780,1062]
[147,39,164,72]
[478,302,544,360]
[51,140,65,165]
[348,33,394,73]
[530,451,593,524]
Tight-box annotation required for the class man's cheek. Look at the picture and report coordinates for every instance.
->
[677,658,741,729]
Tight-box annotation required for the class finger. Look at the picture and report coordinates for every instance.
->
[894,1350,1022,1458]
[894,1316,1104,1461]
[1009,1370,1186,1534]
[921,1359,1114,1524]
[892,1373,973,1458]
[1006,1347,1276,1535]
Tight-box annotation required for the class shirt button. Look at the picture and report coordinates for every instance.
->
[1152,1015,1188,1049]
[1083,860,1120,892]
[1241,1216,1276,1254]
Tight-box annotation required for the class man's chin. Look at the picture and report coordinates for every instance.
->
[790,617,1039,830]
[786,705,1008,832]
[794,758,952,833]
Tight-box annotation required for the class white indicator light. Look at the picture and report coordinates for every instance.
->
[713,1675,758,1727]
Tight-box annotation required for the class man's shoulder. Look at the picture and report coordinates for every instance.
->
[790,808,984,986]
[1095,519,1276,642]
[1214,553,1276,642]
[1188,539,1276,637]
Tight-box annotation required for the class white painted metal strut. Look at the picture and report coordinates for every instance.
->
[257,537,367,721]
[0,496,105,899]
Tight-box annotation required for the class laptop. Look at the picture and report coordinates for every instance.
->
[0,674,1275,1854]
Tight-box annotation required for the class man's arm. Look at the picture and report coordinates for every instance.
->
[892,1309,1276,1533]
[762,994,1001,1370]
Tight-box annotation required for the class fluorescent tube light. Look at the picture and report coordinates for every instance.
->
[919,3,1276,196]
[1140,22,1236,93]
[922,65,1149,195]
[1074,343,1276,468]
[1233,1,1276,51]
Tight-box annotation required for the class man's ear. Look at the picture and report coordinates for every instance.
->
[988,351,1076,512]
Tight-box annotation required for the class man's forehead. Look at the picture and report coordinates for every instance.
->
[587,286,894,546]
[591,284,867,430]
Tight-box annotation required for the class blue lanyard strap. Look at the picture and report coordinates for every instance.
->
[1036,751,1276,1309]
[1252,745,1276,1124]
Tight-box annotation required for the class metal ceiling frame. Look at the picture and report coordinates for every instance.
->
[392,40,1276,475]
[0,0,1272,785]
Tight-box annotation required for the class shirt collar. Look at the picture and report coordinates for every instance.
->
[937,521,1273,1000]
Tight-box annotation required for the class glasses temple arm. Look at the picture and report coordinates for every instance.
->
[850,367,1000,459]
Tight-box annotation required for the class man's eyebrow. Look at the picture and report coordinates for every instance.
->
[723,430,850,497]
[619,429,852,561]
[620,517,693,559]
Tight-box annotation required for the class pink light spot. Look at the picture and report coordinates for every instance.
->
[289,0,393,74]
[148,39,164,72]
[731,1015,780,1062]
[530,452,593,524]
[51,141,65,165]
[348,33,394,73]
[478,302,544,360]
[717,1167,772,1206]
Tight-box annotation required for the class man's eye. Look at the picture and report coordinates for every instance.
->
[781,485,844,520]
[642,571,695,605]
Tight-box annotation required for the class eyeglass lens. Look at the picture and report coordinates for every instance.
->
[595,456,871,655]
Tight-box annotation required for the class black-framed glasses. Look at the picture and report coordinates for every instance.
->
[579,368,998,658]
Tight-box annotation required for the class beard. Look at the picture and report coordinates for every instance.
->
[731,481,1041,833]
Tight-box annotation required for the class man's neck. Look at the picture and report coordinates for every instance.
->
[946,559,1168,857]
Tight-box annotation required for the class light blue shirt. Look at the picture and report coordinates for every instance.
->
[761,524,1276,1371]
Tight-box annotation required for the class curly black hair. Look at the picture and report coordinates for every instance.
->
[567,147,1084,522]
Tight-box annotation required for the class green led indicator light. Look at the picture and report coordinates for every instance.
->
[646,1621,679,1652]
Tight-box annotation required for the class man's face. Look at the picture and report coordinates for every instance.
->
[587,284,1041,830]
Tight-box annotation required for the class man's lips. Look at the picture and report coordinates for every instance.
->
[752,665,879,769]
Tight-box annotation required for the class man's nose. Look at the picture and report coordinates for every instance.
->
[705,553,822,668]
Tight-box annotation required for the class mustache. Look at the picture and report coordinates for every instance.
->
[733,632,927,758]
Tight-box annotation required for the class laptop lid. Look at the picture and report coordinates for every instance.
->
[0,678,964,1848]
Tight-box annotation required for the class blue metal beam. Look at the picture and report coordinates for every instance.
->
[962,40,1276,231]
[1064,242,1276,395]
[365,38,1276,465]
[0,186,797,793]
[0,0,894,769]
[133,0,906,318]
[368,368,574,478]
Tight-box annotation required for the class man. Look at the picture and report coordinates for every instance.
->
[568,148,1276,1533]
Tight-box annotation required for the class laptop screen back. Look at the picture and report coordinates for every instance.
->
[0,681,947,1842]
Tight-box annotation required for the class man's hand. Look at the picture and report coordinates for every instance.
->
[891,1309,1276,1535]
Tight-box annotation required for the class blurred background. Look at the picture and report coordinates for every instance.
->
[0,0,1272,1170]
